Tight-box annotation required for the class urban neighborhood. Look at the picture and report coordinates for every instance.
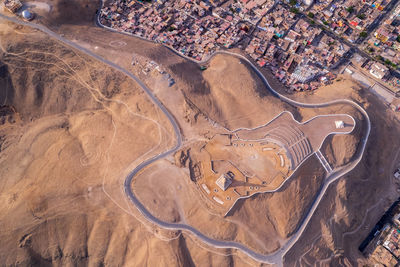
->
[99,0,400,92]
[361,198,400,266]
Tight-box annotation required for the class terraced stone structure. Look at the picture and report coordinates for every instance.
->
[190,111,355,216]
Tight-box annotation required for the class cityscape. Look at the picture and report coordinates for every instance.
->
[361,198,400,266]
[100,0,400,92]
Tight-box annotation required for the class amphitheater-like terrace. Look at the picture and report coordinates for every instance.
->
[190,112,355,216]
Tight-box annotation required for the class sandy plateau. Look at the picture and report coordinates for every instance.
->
[1,1,400,266]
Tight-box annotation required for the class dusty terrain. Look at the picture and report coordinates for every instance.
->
[0,19,242,267]
[283,79,400,266]
[1,0,400,266]
[129,52,365,256]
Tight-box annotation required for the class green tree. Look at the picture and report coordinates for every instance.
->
[290,7,299,14]
[359,31,368,38]
[346,6,354,13]
[357,13,366,20]
[308,12,314,18]
[289,0,297,6]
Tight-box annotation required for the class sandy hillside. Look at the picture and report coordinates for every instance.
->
[283,78,400,266]
[144,44,397,267]
[175,53,364,241]
[169,54,299,130]
[227,154,325,239]
[0,20,258,267]
[1,0,399,265]
[128,50,366,256]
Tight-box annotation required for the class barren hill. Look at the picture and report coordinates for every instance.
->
[1,0,400,265]
[0,20,244,266]
[169,54,299,130]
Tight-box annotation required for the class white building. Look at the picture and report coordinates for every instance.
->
[22,10,34,21]
[335,120,344,129]
[303,0,314,6]
[370,63,389,80]
[291,65,319,83]
[216,173,233,191]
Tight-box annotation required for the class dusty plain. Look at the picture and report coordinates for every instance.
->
[1,0,400,266]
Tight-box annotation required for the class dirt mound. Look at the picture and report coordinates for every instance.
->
[171,54,298,130]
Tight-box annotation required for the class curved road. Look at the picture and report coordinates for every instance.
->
[1,11,370,266]
[96,11,371,263]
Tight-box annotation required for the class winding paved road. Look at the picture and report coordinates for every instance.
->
[0,10,371,266]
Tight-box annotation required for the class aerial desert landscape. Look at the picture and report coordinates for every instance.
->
[1,0,400,266]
